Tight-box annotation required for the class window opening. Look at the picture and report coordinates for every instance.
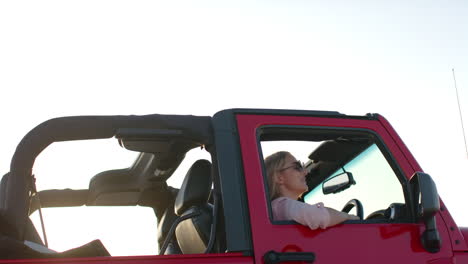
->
[259,127,407,224]
[29,139,212,256]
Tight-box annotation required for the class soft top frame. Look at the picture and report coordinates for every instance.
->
[3,114,213,240]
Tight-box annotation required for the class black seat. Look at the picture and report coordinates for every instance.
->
[174,159,213,254]
[157,200,182,254]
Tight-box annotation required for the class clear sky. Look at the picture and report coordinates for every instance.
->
[1,0,467,255]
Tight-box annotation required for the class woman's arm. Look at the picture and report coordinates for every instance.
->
[325,207,360,226]
[272,197,359,229]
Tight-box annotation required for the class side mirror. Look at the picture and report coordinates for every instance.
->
[322,172,355,194]
[410,172,441,253]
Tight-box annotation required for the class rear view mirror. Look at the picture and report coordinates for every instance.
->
[322,172,355,194]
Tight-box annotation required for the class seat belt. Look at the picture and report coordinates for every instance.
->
[29,175,48,248]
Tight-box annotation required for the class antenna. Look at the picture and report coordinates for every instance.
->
[452,68,468,159]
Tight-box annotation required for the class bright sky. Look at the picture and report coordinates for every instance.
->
[1,0,467,256]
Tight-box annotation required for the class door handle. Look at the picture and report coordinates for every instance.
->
[263,250,315,264]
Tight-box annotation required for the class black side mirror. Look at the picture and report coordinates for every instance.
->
[410,172,441,253]
[322,172,355,194]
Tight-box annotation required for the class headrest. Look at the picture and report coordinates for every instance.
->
[175,160,212,215]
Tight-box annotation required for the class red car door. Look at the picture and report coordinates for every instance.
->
[236,113,454,264]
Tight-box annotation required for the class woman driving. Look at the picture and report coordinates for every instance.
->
[265,151,359,229]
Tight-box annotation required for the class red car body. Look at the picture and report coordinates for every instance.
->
[0,109,467,263]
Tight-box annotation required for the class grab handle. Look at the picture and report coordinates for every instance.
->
[263,250,315,264]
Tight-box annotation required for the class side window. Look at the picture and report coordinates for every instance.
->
[304,144,405,219]
[260,127,408,223]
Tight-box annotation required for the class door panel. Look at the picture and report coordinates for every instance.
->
[236,114,453,264]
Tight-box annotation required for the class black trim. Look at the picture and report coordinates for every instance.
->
[224,108,378,120]
[212,110,253,253]
[256,125,411,224]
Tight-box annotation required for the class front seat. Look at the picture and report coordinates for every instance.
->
[157,187,182,255]
[174,159,213,254]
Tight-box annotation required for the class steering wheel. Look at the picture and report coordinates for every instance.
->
[341,199,363,220]
[366,210,386,220]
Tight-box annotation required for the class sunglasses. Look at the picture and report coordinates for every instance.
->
[279,161,305,172]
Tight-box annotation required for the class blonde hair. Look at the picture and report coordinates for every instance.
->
[264,151,291,200]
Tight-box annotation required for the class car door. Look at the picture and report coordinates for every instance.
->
[236,112,453,264]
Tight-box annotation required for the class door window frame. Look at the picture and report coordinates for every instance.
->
[255,125,413,224]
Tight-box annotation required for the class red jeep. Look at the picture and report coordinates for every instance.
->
[0,109,467,263]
